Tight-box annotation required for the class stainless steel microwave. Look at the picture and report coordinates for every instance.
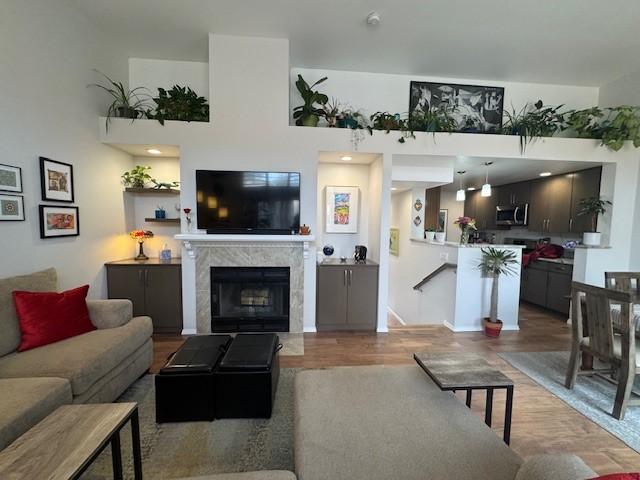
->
[496,204,529,226]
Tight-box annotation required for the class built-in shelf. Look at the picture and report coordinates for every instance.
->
[144,218,180,224]
[175,233,316,259]
[125,187,180,195]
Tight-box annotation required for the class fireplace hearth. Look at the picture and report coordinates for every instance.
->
[210,267,290,332]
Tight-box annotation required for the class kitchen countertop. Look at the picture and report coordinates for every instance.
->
[410,239,526,249]
[536,257,574,265]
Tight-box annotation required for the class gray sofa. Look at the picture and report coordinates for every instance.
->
[0,268,153,450]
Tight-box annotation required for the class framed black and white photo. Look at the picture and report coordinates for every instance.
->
[409,81,504,133]
[0,164,22,193]
[40,157,74,202]
[0,194,25,221]
[39,205,79,238]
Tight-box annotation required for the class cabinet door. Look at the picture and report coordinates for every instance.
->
[347,266,378,329]
[528,179,549,233]
[570,167,602,234]
[464,190,477,219]
[510,181,531,205]
[144,266,183,333]
[521,266,548,306]
[546,175,573,233]
[546,271,572,315]
[316,267,348,329]
[106,266,146,317]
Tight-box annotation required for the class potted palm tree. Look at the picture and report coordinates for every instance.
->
[478,247,518,337]
[578,196,612,246]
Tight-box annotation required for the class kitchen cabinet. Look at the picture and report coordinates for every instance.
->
[520,261,573,316]
[529,175,572,233]
[106,259,183,333]
[316,260,378,331]
[498,181,530,206]
[464,189,498,230]
[520,264,548,306]
[569,167,602,234]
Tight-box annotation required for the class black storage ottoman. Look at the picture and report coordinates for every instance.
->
[155,334,232,423]
[215,333,281,419]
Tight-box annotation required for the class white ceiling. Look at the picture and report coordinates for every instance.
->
[72,0,640,86]
[110,143,180,158]
[318,151,381,165]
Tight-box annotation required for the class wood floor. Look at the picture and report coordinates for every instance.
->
[152,303,640,474]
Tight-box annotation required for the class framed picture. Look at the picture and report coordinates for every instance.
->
[409,81,504,133]
[438,209,448,236]
[389,228,400,256]
[39,205,79,238]
[0,164,22,193]
[325,186,359,233]
[0,194,25,221]
[40,157,74,202]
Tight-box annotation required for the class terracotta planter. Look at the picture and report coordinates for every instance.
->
[483,318,503,337]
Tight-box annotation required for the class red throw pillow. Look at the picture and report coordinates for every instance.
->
[13,285,95,351]
[590,474,640,480]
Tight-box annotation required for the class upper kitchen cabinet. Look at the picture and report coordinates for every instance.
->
[569,167,602,234]
[497,181,530,206]
[465,188,499,230]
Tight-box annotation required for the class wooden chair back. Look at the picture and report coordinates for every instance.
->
[571,281,635,363]
[605,272,640,295]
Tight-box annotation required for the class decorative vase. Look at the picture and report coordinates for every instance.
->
[302,115,319,127]
[434,232,446,243]
[460,229,470,245]
[582,232,601,246]
[425,231,435,242]
[483,318,503,337]
[155,209,166,219]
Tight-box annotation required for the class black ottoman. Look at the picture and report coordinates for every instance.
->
[155,334,232,423]
[215,333,281,418]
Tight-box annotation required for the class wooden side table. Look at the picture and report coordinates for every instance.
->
[0,403,142,479]
[414,352,514,445]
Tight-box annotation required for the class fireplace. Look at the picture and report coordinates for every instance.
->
[210,267,290,332]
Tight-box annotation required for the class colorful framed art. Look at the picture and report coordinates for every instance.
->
[39,205,79,238]
[325,186,359,233]
[40,157,74,202]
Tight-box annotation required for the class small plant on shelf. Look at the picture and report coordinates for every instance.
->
[501,100,565,153]
[147,85,209,125]
[322,97,341,127]
[369,112,403,132]
[292,75,328,127]
[122,165,152,188]
[578,196,611,246]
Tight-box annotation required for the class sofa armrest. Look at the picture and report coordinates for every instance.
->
[87,299,133,329]
[515,454,596,480]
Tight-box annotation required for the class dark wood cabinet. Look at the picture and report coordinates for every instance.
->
[520,264,548,306]
[520,261,573,316]
[569,167,602,234]
[316,260,378,331]
[106,259,183,334]
[545,174,573,234]
[498,181,530,206]
[464,189,498,230]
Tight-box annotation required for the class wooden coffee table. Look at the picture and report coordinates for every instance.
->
[414,352,514,444]
[0,402,142,479]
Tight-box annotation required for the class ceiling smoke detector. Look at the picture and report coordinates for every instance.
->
[366,11,382,26]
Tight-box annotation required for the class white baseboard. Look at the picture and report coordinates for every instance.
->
[181,328,197,335]
[387,307,406,326]
[303,326,317,333]
[444,321,520,332]
[377,326,389,333]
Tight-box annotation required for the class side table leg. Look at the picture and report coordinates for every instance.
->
[465,389,472,408]
[484,388,493,427]
[504,386,514,445]
[131,409,143,479]
[111,431,123,480]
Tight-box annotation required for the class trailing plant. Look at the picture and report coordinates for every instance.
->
[407,107,457,134]
[337,107,368,130]
[322,97,341,127]
[564,107,604,139]
[578,196,611,232]
[122,165,152,188]
[477,247,519,324]
[151,179,180,190]
[88,70,150,131]
[148,85,209,125]
[369,112,403,132]
[599,106,640,151]
[501,100,565,153]
[292,75,328,127]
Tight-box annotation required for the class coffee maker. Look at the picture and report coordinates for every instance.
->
[354,245,367,263]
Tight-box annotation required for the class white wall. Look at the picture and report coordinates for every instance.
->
[129,58,209,101]
[291,67,600,125]
[0,0,133,297]
[439,188,465,242]
[598,69,640,107]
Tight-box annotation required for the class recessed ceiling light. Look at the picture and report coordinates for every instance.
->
[340,155,352,161]
[147,148,162,155]
[539,172,552,177]
[467,187,476,191]
[391,187,397,191]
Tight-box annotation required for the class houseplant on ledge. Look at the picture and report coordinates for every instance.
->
[122,165,152,189]
[293,75,328,127]
[478,247,518,337]
[578,196,612,246]
[454,216,477,245]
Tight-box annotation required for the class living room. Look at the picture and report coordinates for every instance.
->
[2,0,640,478]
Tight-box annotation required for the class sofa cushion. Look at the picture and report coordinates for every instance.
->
[515,454,596,480]
[14,285,95,352]
[0,377,72,450]
[0,316,152,396]
[0,268,57,357]
[174,472,297,480]
[294,365,522,480]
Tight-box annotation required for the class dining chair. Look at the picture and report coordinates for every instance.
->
[565,281,640,420]
[605,272,640,294]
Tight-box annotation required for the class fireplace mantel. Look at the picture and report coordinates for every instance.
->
[175,234,315,259]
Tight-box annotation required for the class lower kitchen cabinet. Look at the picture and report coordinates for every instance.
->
[105,259,183,334]
[520,261,573,316]
[316,260,379,331]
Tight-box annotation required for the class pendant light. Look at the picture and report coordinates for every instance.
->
[481,162,493,197]
[456,171,466,202]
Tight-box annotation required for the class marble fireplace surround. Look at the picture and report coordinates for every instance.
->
[181,236,311,334]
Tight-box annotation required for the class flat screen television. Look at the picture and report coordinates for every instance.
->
[195,170,300,234]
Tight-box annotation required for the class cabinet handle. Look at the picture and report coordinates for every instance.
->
[138,270,143,285]
[569,218,573,232]
[344,270,347,286]
[144,269,149,287]
[349,269,353,286]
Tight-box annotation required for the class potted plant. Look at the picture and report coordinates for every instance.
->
[454,216,477,245]
[292,75,328,127]
[322,98,341,127]
[578,196,612,246]
[478,247,518,337]
[147,85,209,125]
[88,70,150,131]
[434,226,446,243]
[425,227,436,242]
[501,100,565,153]
[337,107,367,130]
[122,165,152,188]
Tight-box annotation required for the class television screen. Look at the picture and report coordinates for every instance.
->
[195,170,300,234]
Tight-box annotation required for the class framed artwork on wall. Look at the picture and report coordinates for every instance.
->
[40,157,74,202]
[389,228,400,256]
[39,205,79,238]
[0,194,25,221]
[325,186,359,233]
[0,164,22,193]
[438,209,448,236]
[409,81,504,133]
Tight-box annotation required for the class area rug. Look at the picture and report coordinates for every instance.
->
[81,369,296,479]
[499,351,640,453]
